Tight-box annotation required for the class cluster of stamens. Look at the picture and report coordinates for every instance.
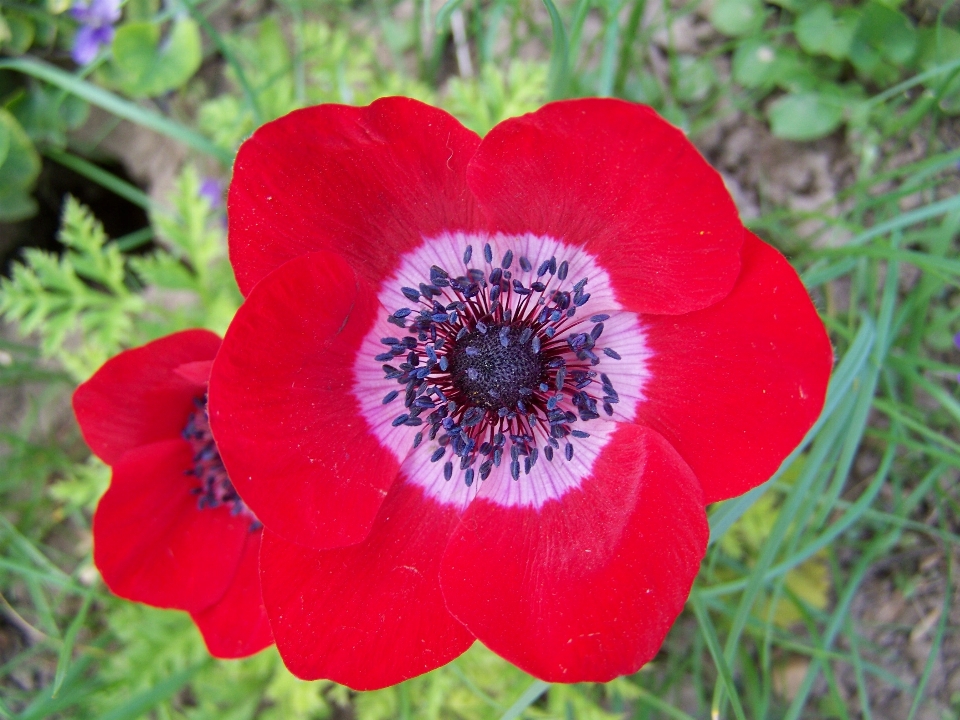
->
[376,242,622,487]
[183,398,260,529]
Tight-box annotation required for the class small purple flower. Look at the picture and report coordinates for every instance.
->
[70,0,121,66]
[199,178,225,210]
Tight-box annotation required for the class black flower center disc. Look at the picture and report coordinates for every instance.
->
[449,325,546,411]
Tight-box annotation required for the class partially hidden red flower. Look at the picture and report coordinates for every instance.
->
[73,330,273,659]
[208,97,832,688]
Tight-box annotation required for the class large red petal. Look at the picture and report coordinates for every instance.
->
[208,251,400,551]
[260,481,474,690]
[191,530,273,659]
[73,330,221,465]
[93,440,248,613]
[467,99,744,315]
[228,97,485,296]
[439,424,707,683]
[636,232,832,504]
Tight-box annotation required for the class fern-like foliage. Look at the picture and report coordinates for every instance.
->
[0,196,145,380]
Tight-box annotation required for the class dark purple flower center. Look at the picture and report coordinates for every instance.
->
[376,242,623,487]
[183,399,260,529]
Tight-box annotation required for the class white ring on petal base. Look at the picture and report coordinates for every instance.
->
[353,232,652,510]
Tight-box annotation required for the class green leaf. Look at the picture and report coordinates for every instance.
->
[849,2,916,82]
[674,55,717,103]
[3,10,34,54]
[767,91,844,140]
[709,0,765,37]
[105,19,202,98]
[915,26,960,113]
[795,3,858,61]
[732,39,781,88]
[0,108,40,221]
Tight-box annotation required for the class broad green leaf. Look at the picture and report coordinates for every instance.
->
[915,26,960,113]
[674,55,716,103]
[767,92,844,140]
[3,10,34,54]
[106,18,202,98]
[850,2,916,73]
[0,108,41,195]
[732,39,781,88]
[0,188,37,221]
[709,0,765,37]
[0,119,10,169]
[795,3,859,61]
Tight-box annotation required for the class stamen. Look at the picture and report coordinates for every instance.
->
[374,241,626,487]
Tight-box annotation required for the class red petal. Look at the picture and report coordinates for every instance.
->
[636,232,832,503]
[192,530,273,659]
[439,425,707,682]
[73,330,221,465]
[228,97,485,296]
[208,251,401,551]
[260,481,474,690]
[93,440,249,612]
[467,99,744,315]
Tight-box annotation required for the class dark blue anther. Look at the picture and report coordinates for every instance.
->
[493,448,503,466]
[531,281,546,292]
[490,268,503,285]
[591,323,604,340]
[432,313,448,323]
[467,368,479,381]
[603,402,614,416]
[375,352,394,362]
[502,249,513,269]
[465,346,479,357]
[603,348,622,360]
[439,356,448,371]
[464,468,475,487]
[456,327,468,341]
[480,461,492,480]
[393,308,412,318]
[499,327,510,347]
[476,321,487,334]
[404,417,423,426]
[531,335,541,353]
[463,245,473,264]
[537,259,551,276]
[511,460,520,480]
[468,268,484,282]
[413,432,423,448]
[444,461,453,481]
[484,243,493,263]
[574,278,588,293]
[557,261,569,280]
[392,414,409,427]
[591,314,610,322]
[402,287,420,301]
[547,394,562,410]
[490,286,501,304]
[574,292,591,306]
[544,445,554,462]
[556,367,567,390]
[381,337,399,345]
[430,447,445,462]
[524,457,532,475]
[519,327,532,344]
[383,390,399,404]
[519,256,532,272]
[565,443,574,461]
[448,312,459,324]
[571,429,590,438]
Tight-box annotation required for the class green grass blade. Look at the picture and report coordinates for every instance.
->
[690,591,747,720]
[97,661,207,720]
[500,679,550,720]
[44,148,151,210]
[51,589,94,697]
[0,58,233,165]
[541,0,570,100]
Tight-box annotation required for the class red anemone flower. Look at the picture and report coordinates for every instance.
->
[209,97,832,688]
[73,330,272,659]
